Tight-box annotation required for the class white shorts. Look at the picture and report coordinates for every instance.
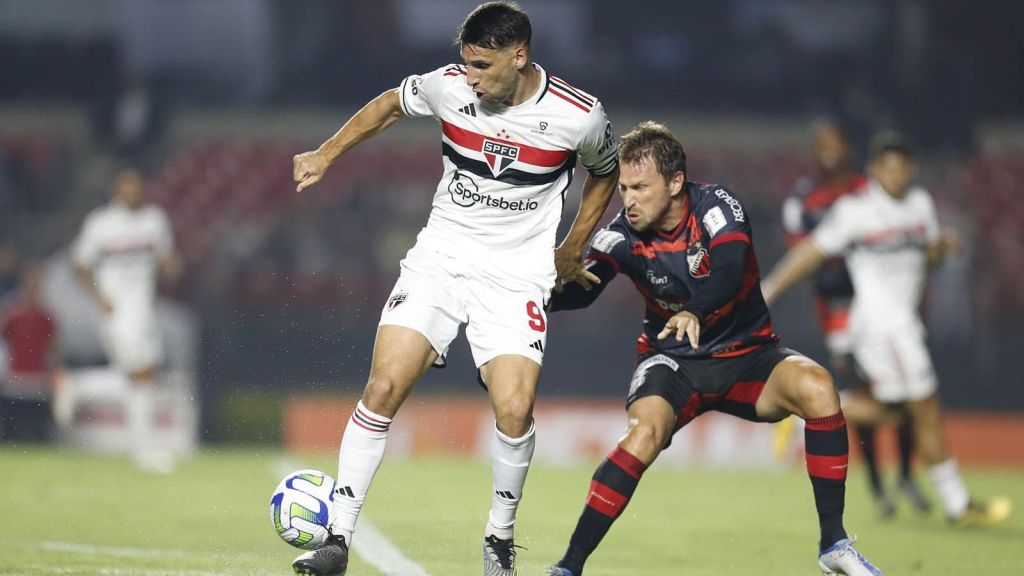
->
[852,327,937,403]
[101,303,163,374]
[379,244,550,368]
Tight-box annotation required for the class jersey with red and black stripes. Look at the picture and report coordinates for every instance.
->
[550,181,778,359]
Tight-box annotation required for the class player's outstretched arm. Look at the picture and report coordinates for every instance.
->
[554,168,619,291]
[761,239,827,306]
[293,89,404,193]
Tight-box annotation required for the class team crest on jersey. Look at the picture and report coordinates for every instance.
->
[386,291,408,311]
[687,244,710,278]
[482,138,520,177]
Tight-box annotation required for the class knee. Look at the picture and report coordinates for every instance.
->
[494,394,535,437]
[797,368,840,416]
[363,374,406,415]
[623,419,670,456]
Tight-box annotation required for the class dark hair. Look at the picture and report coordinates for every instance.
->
[869,130,914,161]
[813,117,852,144]
[456,2,531,50]
[619,121,687,183]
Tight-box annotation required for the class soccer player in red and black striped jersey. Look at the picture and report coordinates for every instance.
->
[545,122,882,576]
[779,121,927,517]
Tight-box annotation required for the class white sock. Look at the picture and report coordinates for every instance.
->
[127,385,155,461]
[486,421,536,539]
[928,458,970,518]
[331,401,392,544]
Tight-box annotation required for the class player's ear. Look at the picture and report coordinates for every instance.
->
[670,171,685,196]
[513,45,527,70]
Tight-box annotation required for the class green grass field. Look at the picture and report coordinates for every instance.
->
[1,446,1021,575]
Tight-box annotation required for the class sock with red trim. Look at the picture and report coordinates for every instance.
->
[330,400,392,544]
[557,447,647,574]
[805,411,849,551]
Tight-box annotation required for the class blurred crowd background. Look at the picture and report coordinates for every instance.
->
[1,0,1022,445]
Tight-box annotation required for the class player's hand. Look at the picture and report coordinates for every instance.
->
[553,245,600,292]
[293,150,330,193]
[940,227,963,257]
[658,311,700,350]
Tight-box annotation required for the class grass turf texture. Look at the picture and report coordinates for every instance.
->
[1,446,1021,575]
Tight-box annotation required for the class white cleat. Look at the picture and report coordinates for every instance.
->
[818,536,883,576]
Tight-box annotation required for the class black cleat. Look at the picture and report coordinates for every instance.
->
[483,534,517,576]
[292,532,349,576]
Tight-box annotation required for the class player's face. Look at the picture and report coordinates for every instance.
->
[870,151,916,198]
[114,170,146,210]
[814,125,849,175]
[461,43,522,105]
[619,158,684,233]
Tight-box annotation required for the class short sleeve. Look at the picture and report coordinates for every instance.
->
[918,188,941,244]
[397,64,460,119]
[576,101,618,177]
[153,208,174,260]
[811,200,857,256]
[584,215,630,272]
[701,187,753,248]
[71,213,101,268]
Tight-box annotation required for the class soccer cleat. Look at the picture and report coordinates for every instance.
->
[953,497,1012,527]
[897,477,931,513]
[483,534,517,576]
[546,566,576,576]
[818,536,883,576]
[292,532,349,576]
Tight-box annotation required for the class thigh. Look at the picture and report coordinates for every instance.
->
[892,331,938,402]
[463,272,549,368]
[364,324,440,416]
[480,354,542,435]
[753,349,831,421]
[626,354,700,433]
[103,307,161,374]
[853,332,930,403]
[713,345,797,423]
[379,249,465,367]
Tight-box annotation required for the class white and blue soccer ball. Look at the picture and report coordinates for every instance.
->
[270,469,336,549]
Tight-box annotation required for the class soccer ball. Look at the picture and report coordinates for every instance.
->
[270,469,336,549]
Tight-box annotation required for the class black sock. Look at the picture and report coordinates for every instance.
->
[806,412,849,551]
[855,424,883,496]
[559,447,647,574]
[897,418,915,481]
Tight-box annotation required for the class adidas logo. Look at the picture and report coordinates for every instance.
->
[335,486,355,498]
[530,340,544,353]
[495,490,517,500]
[458,103,477,117]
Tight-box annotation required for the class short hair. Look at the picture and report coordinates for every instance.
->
[618,121,687,183]
[456,2,531,50]
[869,130,914,161]
[812,117,852,145]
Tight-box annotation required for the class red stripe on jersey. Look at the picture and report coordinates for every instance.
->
[586,252,621,275]
[545,87,590,112]
[709,232,751,249]
[806,454,849,480]
[550,75,595,104]
[585,480,628,518]
[443,71,467,77]
[440,120,573,168]
[631,238,688,258]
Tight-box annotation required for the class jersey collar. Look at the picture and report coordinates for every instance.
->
[655,186,692,240]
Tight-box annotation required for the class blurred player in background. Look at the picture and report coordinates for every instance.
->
[763,132,1011,527]
[546,122,882,576]
[776,120,928,517]
[289,3,619,575]
[0,264,58,442]
[72,166,181,473]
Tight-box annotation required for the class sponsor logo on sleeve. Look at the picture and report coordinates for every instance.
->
[714,188,745,222]
[591,229,625,253]
[703,206,727,236]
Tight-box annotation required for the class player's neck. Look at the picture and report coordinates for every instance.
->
[507,63,541,107]
[656,195,690,236]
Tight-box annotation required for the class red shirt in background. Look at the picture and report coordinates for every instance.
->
[2,300,55,375]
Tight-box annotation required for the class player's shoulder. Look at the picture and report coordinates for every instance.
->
[540,69,604,118]
[690,181,746,211]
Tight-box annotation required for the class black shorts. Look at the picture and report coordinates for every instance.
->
[626,343,797,432]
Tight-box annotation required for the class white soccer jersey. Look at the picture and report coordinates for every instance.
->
[398,63,618,282]
[72,203,174,307]
[811,180,939,335]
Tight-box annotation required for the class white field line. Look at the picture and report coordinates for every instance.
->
[39,540,186,559]
[271,456,432,576]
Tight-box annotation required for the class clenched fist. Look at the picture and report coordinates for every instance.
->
[293,150,331,193]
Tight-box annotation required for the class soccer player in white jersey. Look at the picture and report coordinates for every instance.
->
[762,132,1011,528]
[71,167,180,473]
[290,3,619,575]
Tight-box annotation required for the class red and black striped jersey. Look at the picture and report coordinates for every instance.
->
[398,63,617,283]
[551,182,778,359]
